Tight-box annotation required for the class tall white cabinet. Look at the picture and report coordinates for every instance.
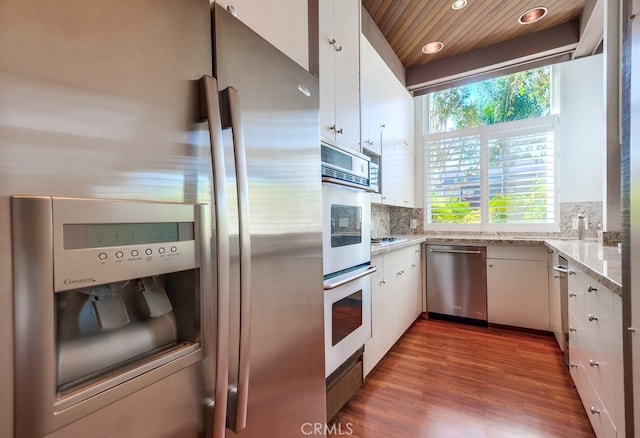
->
[213,0,309,70]
[319,0,360,151]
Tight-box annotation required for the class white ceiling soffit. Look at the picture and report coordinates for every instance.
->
[407,21,580,94]
[574,0,604,58]
[407,0,607,95]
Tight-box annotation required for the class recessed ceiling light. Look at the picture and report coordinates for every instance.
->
[451,0,468,10]
[421,41,444,55]
[518,7,548,24]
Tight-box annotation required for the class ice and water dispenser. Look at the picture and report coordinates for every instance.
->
[12,196,211,436]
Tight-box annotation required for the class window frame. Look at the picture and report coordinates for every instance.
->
[423,114,559,233]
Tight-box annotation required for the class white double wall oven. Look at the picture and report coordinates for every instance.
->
[321,142,374,377]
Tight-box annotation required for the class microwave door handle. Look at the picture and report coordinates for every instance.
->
[321,176,376,192]
[199,75,230,438]
[221,86,252,433]
[323,266,378,290]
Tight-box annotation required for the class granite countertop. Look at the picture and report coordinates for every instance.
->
[544,239,622,295]
[371,235,427,256]
[370,233,622,296]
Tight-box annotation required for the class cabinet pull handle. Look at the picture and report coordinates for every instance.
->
[329,39,343,52]
[590,407,601,415]
[588,314,598,322]
[570,362,578,368]
[569,292,576,297]
[589,359,599,367]
[569,326,577,332]
[588,285,597,293]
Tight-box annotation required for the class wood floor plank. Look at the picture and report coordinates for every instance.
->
[329,318,595,438]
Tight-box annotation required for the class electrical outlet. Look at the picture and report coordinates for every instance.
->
[410,219,417,229]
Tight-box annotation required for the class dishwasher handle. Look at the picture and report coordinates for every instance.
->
[429,248,483,255]
[553,265,569,273]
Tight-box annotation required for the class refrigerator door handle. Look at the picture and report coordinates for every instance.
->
[221,86,252,432]
[199,75,231,438]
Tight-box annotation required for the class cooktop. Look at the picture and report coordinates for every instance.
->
[371,237,408,246]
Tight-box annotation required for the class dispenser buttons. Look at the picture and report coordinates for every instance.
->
[158,247,166,254]
[115,251,124,259]
[131,250,139,257]
[98,252,107,261]
[145,249,153,256]
[171,246,177,253]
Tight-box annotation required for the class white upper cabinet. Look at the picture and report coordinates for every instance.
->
[360,35,415,206]
[213,0,309,70]
[319,0,360,151]
[360,36,386,155]
[380,73,415,207]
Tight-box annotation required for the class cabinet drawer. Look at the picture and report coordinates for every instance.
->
[385,244,421,268]
[486,245,548,261]
[568,272,587,323]
[568,312,586,368]
[580,375,618,438]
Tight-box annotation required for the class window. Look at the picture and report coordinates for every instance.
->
[424,67,556,230]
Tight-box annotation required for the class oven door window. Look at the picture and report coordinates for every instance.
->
[330,204,362,248]
[331,290,363,346]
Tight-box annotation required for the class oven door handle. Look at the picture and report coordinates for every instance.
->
[323,266,377,290]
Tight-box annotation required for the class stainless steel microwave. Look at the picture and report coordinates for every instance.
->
[321,142,371,190]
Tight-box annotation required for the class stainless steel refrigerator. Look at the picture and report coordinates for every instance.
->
[0,1,325,437]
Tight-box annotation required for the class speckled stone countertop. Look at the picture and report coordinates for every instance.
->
[370,234,622,296]
[371,235,427,257]
[544,239,622,295]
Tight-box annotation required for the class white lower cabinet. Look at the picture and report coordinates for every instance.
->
[486,245,550,331]
[364,255,387,377]
[568,265,623,437]
[364,244,422,376]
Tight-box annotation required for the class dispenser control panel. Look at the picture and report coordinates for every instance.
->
[47,197,206,292]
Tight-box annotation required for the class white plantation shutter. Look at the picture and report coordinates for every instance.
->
[487,127,555,224]
[426,134,481,224]
[425,116,556,228]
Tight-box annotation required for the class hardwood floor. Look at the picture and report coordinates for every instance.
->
[329,317,595,438]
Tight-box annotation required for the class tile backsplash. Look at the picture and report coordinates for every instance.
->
[372,201,607,240]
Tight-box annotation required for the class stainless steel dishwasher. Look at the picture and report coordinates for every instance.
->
[426,244,487,324]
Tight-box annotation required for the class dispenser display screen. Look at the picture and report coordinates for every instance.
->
[63,222,194,249]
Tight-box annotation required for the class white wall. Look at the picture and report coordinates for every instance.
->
[556,54,605,202]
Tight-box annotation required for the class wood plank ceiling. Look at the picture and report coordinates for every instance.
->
[362,0,586,70]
